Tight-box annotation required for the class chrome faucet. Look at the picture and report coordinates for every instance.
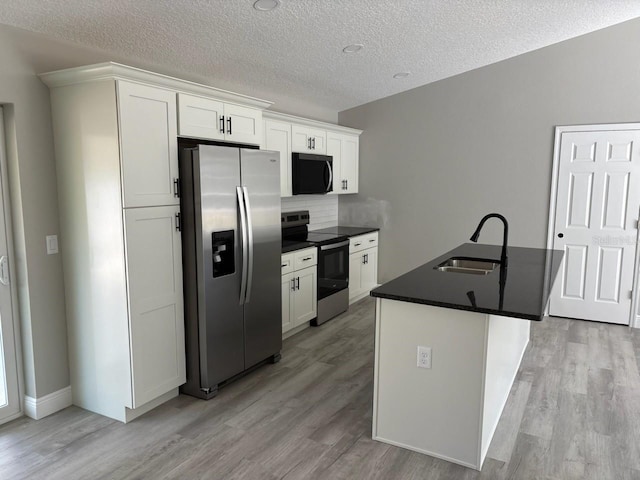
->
[470,213,509,268]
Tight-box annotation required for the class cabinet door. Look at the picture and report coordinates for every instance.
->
[264,120,292,197]
[327,132,359,194]
[282,272,295,333]
[292,266,317,327]
[361,248,378,294]
[291,124,326,154]
[118,81,179,208]
[341,135,359,193]
[124,206,186,408]
[310,129,327,154]
[225,104,262,145]
[349,252,363,301]
[177,93,224,141]
[326,132,342,194]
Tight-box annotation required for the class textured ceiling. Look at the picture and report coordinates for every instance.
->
[1,1,639,112]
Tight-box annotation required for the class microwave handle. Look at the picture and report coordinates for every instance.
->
[325,160,332,193]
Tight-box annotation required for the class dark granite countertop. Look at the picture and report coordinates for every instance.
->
[282,240,316,254]
[311,226,380,237]
[370,243,564,321]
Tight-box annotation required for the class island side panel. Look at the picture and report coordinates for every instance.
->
[373,298,489,470]
[480,314,530,461]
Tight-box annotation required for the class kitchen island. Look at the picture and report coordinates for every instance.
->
[370,243,563,470]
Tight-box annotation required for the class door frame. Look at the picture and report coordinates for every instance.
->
[0,106,24,422]
[546,123,640,328]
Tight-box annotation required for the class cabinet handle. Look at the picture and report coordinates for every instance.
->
[365,254,369,264]
[345,179,348,190]
[302,256,312,261]
[219,115,225,134]
[173,178,181,198]
[227,117,232,135]
[291,278,296,291]
[354,242,361,247]
[308,138,312,150]
[312,137,316,149]
[369,239,375,243]
[296,277,300,290]
[281,263,287,268]
[175,212,182,232]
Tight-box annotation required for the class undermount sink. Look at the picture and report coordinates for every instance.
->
[435,257,499,275]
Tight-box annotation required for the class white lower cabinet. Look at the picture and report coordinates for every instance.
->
[124,206,186,408]
[349,233,379,303]
[282,248,318,336]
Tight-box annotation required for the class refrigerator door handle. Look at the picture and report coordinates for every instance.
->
[237,186,249,305]
[242,186,254,303]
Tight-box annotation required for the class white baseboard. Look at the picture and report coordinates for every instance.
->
[24,385,72,420]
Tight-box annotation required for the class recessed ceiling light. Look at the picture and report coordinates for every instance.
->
[253,0,280,11]
[393,72,411,79]
[342,44,364,54]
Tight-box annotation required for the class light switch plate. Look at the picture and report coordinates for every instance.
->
[46,235,59,255]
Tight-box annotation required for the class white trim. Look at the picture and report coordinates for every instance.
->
[371,298,382,439]
[124,388,178,423]
[545,123,640,326]
[264,110,362,136]
[39,62,272,109]
[23,386,72,420]
[372,435,480,471]
[282,322,309,340]
[0,105,24,422]
[479,335,529,462]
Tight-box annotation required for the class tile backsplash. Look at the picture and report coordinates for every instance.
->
[281,195,338,230]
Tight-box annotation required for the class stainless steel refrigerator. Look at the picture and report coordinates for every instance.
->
[180,144,282,399]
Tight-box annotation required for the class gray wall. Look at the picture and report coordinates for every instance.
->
[339,18,640,283]
[0,27,69,397]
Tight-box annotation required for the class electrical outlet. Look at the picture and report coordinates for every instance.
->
[417,346,432,369]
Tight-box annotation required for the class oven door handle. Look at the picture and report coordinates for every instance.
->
[320,239,350,251]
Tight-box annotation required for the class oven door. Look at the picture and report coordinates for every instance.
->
[292,153,333,195]
[317,240,349,300]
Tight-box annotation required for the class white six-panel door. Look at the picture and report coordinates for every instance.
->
[549,127,640,324]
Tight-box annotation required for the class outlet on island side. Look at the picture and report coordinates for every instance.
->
[417,346,432,369]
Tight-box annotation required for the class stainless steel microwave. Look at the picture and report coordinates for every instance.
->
[292,153,333,195]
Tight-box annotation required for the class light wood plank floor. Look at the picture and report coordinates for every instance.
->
[2,297,640,479]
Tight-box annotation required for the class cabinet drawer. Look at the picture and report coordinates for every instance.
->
[281,253,295,275]
[294,247,317,270]
[350,232,378,254]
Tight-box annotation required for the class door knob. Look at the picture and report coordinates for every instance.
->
[557,233,564,238]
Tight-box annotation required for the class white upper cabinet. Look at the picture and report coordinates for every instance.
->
[263,119,292,197]
[263,111,362,197]
[327,131,359,194]
[117,81,179,208]
[178,93,262,145]
[292,124,327,154]
[177,94,224,141]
